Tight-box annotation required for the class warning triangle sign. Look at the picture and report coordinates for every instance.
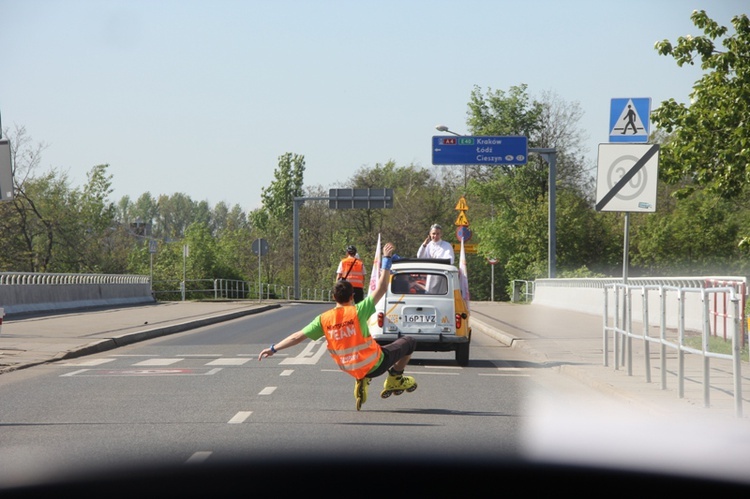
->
[454,211,469,226]
[454,196,469,211]
[610,99,647,136]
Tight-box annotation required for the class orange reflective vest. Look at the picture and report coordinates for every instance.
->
[319,305,381,379]
[339,256,365,288]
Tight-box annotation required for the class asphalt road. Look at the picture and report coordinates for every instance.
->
[0,302,628,487]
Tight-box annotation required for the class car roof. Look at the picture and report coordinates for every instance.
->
[392,258,457,272]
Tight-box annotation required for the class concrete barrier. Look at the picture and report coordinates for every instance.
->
[0,272,154,315]
[533,276,748,332]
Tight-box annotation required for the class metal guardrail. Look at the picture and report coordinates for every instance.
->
[604,283,744,417]
[536,276,746,289]
[511,280,535,303]
[151,279,332,302]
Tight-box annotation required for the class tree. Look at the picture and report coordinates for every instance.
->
[249,153,306,289]
[465,85,605,290]
[154,192,197,241]
[652,10,750,199]
[344,161,456,260]
[259,152,305,225]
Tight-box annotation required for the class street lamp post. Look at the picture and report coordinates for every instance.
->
[436,125,467,191]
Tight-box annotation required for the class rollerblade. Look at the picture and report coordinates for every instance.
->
[380,373,417,399]
[354,377,371,411]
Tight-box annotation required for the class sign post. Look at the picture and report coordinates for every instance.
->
[487,258,498,301]
[0,139,14,201]
[0,110,12,201]
[252,238,269,301]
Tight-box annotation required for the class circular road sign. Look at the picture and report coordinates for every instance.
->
[456,226,471,242]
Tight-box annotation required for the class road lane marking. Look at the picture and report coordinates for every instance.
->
[259,386,277,395]
[321,369,459,376]
[280,370,294,376]
[228,411,253,424]
[206,358,250,366]
[280,340,327,365]
[186,451,213,463]
[60,368,222,377]
[133,358,183,366]
[60,358,115,367]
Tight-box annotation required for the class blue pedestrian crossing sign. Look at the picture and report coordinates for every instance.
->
[609,98,651,143]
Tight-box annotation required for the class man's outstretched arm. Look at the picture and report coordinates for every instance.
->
[258,330,308,360]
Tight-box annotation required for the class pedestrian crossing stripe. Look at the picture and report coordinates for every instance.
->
[609,98,650,142]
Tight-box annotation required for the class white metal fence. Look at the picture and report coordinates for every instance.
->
[152,279,333,302]
[604,283,744,417]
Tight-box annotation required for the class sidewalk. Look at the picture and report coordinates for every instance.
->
[471,301,749,421]
[0,299,747,420]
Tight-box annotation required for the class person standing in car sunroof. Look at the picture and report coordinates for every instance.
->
[417,223,454,264]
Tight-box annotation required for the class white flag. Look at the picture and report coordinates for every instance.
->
[368,233,381,295]
[459,237,470,311]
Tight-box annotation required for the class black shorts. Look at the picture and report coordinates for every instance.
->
[367,336,416,378]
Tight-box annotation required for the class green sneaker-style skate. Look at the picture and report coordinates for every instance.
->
[354,377,371,411]
[380,374,417,399]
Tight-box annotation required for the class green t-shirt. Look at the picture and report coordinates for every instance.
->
[302,296,383,372]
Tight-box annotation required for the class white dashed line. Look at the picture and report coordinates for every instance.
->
[60,358,115,367]
[133,358,184,366]
[228,411,253,424]
[206,358,250,366]
[186,451,213,463]
[259,386,277,395]
[280,370,294,376]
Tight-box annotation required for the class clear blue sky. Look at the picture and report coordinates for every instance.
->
[1,0,745,212]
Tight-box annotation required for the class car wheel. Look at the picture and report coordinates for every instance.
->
[455,342,470,366]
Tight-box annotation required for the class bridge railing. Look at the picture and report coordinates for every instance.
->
[0,272,334,315]
[0,271,153,315]
[0,272,150,285]
[152,279,332,302]
[604,283,744,417]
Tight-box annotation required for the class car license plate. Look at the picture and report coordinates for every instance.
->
[404,314,436,324]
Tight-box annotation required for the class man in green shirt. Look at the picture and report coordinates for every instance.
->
[258,242,417,410]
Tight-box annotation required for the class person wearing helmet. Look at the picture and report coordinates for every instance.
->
[336,245,367,303]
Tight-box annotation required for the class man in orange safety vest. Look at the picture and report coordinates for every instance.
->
[259,242,417,411]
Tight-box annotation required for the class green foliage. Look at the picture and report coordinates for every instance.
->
[259,152,305,225]
[630,185,745,275]
[652,10,750,199]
